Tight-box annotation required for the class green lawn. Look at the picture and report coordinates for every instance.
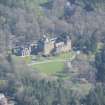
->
[32,62,64,75]
[53,52,74,60]
[14,51,74,63]
[12,51,76,75]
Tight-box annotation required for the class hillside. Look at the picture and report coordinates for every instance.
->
[0,0,105,105]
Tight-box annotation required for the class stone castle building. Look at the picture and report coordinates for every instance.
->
[12,34,72,57]
[42,35,71,56]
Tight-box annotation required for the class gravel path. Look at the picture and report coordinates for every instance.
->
[28,54,76,66]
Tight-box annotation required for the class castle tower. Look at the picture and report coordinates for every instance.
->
[43,36,54,56]
[60,35,72,52]
[66,36,72,51]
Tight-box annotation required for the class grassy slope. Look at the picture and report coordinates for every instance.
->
[31,52,75,75]
[33,62,64,75]
[13,52,75,75]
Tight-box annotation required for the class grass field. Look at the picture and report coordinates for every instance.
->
[32,62,64,75]
[31,52,75,75]
[13,51,76,75]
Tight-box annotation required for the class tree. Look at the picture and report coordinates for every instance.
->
[95,46,105,82]
[84,83,105,105]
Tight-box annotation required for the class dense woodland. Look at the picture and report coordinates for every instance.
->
[0,0,105,105]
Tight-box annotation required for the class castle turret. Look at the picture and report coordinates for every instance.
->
[66,35,72,51]
[43,36,54,56]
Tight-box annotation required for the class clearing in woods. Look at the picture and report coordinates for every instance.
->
[13,51,76,75]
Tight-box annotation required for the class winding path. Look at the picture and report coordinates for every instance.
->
[28,54,76,66]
